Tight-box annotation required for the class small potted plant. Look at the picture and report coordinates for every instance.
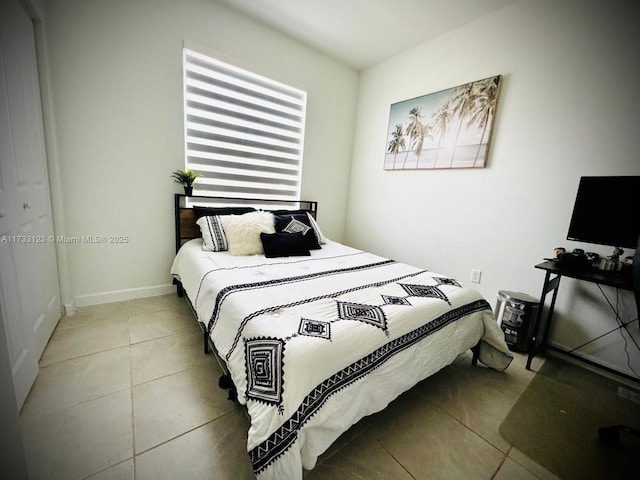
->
[171,169,202,196]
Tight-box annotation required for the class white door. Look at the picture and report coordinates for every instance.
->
[0,0,62,409]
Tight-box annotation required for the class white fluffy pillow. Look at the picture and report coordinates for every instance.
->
[221,211,275,256]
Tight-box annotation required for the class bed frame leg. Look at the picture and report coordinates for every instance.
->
[471,343,480,366]
[175,280,185,297]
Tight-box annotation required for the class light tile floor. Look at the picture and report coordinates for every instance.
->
[20,294,560,480]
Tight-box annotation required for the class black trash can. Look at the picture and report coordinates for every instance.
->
[495,290,539,352]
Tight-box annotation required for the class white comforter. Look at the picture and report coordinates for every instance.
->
[171,239,512,479]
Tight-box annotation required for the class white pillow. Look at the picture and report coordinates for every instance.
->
[196,215,228,252]
[221,211,275,256]
[307,213,327,244]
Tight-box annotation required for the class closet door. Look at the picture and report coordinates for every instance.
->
[0,0,62,409]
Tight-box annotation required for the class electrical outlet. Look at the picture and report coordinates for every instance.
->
[471,269,482,284]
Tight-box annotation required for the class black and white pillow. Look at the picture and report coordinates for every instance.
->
[306,213,326,244]
[274,214,321,250]
[196,215,228,252]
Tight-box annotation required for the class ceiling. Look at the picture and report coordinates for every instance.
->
[215,0,516,70]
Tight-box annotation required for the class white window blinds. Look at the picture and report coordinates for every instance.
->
[183,49,307,200]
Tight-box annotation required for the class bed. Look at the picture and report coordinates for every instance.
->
[170,194,513,479]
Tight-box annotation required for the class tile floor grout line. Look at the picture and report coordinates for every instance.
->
[440,401,546,480]
[503,445,546,480]
[490,451,508,480]
[38,339,132,369]
[78,457,135,480]
[130,346,219,388]
[129,329,200,347]
[430,391,512,456]
[376,438,418,480]
[132,409,241,457]
[129,336,138,480]
[311,426,371,466]
[21,384,135,423]
[424,397,517,477]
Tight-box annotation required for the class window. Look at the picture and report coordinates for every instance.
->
[183,49,307,201]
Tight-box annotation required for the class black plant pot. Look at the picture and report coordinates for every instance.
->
[183,186,193,196]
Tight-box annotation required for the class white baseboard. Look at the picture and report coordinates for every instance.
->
[63,299,76,317]
[74,284,176,307]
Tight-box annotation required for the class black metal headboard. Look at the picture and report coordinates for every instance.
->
[174,194,318,253]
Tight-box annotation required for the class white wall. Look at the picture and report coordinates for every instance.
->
[345,0,640,376]
[43,0,358,305]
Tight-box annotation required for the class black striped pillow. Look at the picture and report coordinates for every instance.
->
[196,215,228,252]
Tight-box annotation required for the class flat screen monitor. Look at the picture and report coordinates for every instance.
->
[567,176,640,250]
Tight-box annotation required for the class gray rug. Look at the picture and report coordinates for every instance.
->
[499,357,640,480]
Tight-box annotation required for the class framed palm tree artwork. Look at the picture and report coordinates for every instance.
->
[384,75,501,170]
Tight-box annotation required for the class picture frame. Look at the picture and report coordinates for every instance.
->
[384,75,501,170]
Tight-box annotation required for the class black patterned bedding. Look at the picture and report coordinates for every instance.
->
[171,238,512,479]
